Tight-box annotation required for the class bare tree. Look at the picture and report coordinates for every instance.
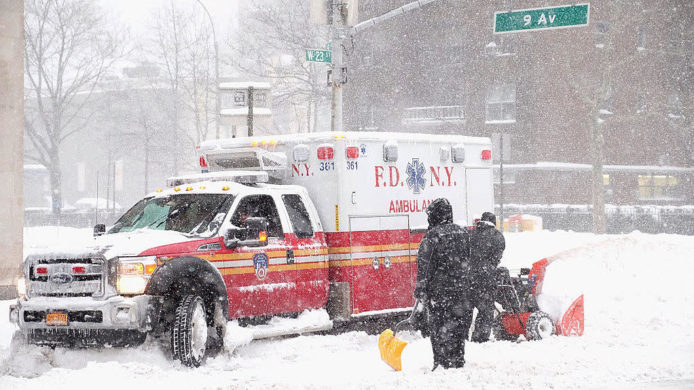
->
[24,0,122,215]
[230,0,331,133]
[145,0,216,174]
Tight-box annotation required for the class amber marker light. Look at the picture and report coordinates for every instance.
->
[174,187,181,192]
[222,186,229,191]
[259,231,267,242]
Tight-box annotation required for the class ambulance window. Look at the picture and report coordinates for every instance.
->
[282,194,314,239]
[231,195,284,238]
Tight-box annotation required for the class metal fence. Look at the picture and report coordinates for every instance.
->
[496,204,694,235]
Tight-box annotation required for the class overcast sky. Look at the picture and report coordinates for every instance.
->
[98,0,239,38]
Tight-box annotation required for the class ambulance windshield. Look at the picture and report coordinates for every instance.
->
[109,194,235,237]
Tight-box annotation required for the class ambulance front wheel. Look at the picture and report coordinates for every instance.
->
[172,295,208,367]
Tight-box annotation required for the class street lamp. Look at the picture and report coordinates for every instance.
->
[195,0,220,139]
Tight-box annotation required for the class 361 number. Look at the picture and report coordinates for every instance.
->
[319,162,335,171]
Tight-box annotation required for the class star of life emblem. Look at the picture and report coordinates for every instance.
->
[406,158,426,194]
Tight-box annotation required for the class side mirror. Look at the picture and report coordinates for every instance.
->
[223,217,269,249]
[93,224,106,237]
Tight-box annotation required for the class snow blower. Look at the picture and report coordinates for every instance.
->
[378,299,423,371]
[493,258,584,341]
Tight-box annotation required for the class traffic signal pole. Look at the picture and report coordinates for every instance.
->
[330,0,440,132]
[330,1,344,133]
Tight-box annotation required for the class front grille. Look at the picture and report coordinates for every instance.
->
[27,256,105,298]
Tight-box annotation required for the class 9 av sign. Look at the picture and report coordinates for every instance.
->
[494,3,590,34]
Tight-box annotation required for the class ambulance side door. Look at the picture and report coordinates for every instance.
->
[223,193,296,317]
[280,193,329,311]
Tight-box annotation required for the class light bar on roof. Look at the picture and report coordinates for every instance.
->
[166,171,269,187]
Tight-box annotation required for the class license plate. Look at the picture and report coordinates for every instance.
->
[46,312,68,326]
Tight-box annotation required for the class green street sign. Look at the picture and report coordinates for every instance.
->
[305,48,332,63]
[494,3,590,34]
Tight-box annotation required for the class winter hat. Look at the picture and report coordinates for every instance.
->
[426,198,453,226]
[480,211,496,225]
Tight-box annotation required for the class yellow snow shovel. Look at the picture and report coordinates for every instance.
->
[378,299,423,371]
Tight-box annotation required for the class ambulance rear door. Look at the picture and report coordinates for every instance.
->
[348,214,413,314]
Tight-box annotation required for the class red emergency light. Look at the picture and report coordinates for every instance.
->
[317,146,334,159]
[72,266,86,274]
[346,146,359,159]
[481,149,492,160]
[199,156,208,168]
[35,266,47,274]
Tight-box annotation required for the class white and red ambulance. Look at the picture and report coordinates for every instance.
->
[11,131,494,366]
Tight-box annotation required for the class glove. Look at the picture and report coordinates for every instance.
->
[414,285,426,301]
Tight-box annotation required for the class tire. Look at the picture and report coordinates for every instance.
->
[525,311,555,341]
[172,295,208,367]
[492,314,519,342]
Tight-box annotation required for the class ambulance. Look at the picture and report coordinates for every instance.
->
[11,131,493,366]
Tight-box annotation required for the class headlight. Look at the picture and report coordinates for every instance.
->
[117,256,158,295]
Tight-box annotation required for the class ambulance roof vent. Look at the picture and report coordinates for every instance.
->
[166,171,269,187]
[452,144,465,163]
[383,140,398,162]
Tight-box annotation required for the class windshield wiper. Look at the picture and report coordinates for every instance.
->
[146,214,168,229]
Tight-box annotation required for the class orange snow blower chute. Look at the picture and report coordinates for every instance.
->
[529,258,585,336]
[378,299,423,371]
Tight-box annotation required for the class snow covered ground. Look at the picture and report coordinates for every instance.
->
[1,228,693,389]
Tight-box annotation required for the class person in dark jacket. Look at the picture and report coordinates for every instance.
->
[414,198,473,370]
[469,211,506,342]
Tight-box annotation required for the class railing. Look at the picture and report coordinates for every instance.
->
[402,105,465,124]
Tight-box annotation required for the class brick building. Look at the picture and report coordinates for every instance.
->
[344,0,694,206]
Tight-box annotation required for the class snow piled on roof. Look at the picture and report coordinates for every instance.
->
[1,230,693,389]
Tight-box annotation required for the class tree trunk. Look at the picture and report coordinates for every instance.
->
[591,114,607,234]
[48,150,62,217]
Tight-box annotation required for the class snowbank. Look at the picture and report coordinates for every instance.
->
[1,229,693,389]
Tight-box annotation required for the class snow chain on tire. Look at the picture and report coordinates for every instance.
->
[172,295,208,367]
[525,311,555,341]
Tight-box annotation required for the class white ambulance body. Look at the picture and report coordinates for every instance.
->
[199,131,494,316]
[199,132,493,232]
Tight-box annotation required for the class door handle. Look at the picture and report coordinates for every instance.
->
[286,249,295,265]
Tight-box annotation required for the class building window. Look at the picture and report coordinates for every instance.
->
[636,27,646,51]
[667,92,683,119]
[638,174,681,201]
[234,91,246,106]
[485,35,517,57]
[599,86,614,115]
[254,92,267,107]
[486,84,516,124]
[493,169,516,185]
[595,21,610,49]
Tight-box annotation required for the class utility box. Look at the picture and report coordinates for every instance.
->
[310,0,358,26]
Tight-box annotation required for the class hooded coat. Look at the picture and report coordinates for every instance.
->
[414,198,473,369]
[414,198,471,301]
[469,212,506,292]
